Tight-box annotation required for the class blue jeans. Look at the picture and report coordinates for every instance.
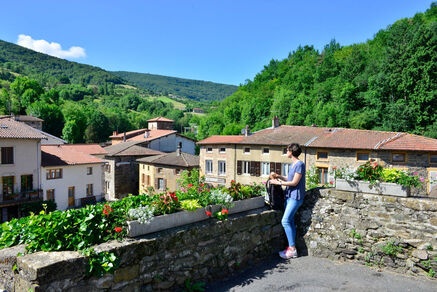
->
[281,197,304,247]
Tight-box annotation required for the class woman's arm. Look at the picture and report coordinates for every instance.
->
[270,172,302,187]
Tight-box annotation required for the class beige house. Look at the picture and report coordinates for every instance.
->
[0,117,46,222]
[198,118,437,196]
[137,145,199,193]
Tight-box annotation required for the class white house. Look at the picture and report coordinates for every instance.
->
[0,117,46,222]
[41,145,104,211]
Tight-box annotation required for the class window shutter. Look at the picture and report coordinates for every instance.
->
[237,160,242,175]
[255,161,260,177]
[250,161,255,176]
[270,162,275,174]
[275,163,281,175]
[164,179,167,190]
[155,178,158,190]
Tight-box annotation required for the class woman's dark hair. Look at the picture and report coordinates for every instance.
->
[287,143,302,157]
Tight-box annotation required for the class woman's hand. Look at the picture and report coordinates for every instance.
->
[269,179,282,185]
[269,172,278,180]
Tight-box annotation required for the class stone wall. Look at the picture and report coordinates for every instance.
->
[2,209,285,292]
[296,188,437,278]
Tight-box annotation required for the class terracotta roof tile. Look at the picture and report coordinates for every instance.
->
[126,130,176,142]
[379,134,437,151]
[61,144,108,155]
[41,145,104,167]
[197,135,246,145]
[0,117,46,139]
[104,141,164,157]
[241,126,327,146]
[0,115,43,122]
[137,152,199,167]
[147,116,174,122]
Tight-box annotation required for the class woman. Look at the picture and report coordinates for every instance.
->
[270,143,305,259]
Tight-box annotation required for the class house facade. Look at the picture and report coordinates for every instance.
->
[41,145,105,210]
[198,118,437,197]
[0,117,46,222]
[103,141,164,200]
[137,144,199,193]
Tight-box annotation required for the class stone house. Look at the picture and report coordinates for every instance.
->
[41,145,105,210]
[0,115,43,130]
[197,117,437,196]
[0,117,46,222]
[103,141,164,200]
[137,143,199,193]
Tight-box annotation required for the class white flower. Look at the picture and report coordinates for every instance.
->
[128,205,155,224]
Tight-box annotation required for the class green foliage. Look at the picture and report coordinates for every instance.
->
[19,200,57,217]
[356,161,384,185]
[306,166,323,190]
[112,71,237,101]
[81,248,119,277]
[196,4,437,138]
[183,279,205,292]
[349,228,362,240]
[228,180,263,201]
[381,240,403,256]
[180,199,202,211]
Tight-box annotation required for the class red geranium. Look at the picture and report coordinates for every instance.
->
[114,227,122,233]
[221,209,228,215]
[205,211,212,216]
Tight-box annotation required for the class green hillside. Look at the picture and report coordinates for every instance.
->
[196,3,437,139]
[0,39,124,86]
[112,71,238,101]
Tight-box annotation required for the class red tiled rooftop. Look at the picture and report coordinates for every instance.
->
[379,134,437,151]
[126,130,177,142]
[110,129,147,139]
[41,145,104,167]
[147,116,174,122]
[0,117,47,139]
[197,135,246,145]
[61,144,108,155]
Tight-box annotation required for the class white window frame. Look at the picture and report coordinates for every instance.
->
[158,178,165,190]
[218,161,226,176]
[206,147,213,153]
[205,160,213,174]
[262,148,270,155]
[243,161,250,174]
[282,163,291,177]
[87,167,93,175]
[261,162,270,176]
[244,147,250,154]
[219,147,226,153]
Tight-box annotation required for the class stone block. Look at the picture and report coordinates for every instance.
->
[114,264,139,283]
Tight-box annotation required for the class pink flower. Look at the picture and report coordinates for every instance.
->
[329,181,334,185]
[187,184,193,188]
[420,177,425,182]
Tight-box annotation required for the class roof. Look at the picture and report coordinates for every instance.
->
[109,129,178,142]
[0,117,47,140]
[109,128,147,139]
[0,115,43,122]
[104,141,164,157]
[147,116,174,122]
[196,125,437,152]
[137,151,199,167]
[34,129,67,145]
[197,135,246,145]
[60,144,108,155]
[41,145,104,167]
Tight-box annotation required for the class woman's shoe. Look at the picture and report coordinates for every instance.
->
[279,247,298,259]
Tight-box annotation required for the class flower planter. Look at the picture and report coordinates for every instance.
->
[127,196,265,237]
[335,179,410,197]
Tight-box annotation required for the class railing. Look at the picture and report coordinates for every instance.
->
[0,190,43,206]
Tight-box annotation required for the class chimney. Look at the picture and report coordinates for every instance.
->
[177,142,182,156]
[144,129,150,138]
[272,116,279,128]
[123,132,126,142]
[112,131,118,136]
[245,125,250,137]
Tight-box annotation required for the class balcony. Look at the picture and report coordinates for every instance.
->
[0,190,43,207]
[69,194,105,209]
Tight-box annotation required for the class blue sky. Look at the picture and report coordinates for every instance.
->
[0,1,432,85]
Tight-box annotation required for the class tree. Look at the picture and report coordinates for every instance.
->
[26,101,64,137]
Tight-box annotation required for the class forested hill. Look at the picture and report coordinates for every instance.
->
[0,39,124,86]
[196,3,437,139]
[112,71,238,101]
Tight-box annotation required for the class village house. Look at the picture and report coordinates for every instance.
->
[0,115,43,130]
[197,117,437,196]
[109,116,196,154]
[0,117,46,222]
[137,143,199,193]
[41,145,105,210]
[103,141,164,200]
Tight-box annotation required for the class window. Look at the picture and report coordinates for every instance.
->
[205,160,213,174]
[318,167,329,185]
[357,152,370,161]
[261,162,270,176]
[47,169,62,179]
[207,147,213,153]
[263,148,270,154]
[68,187,75,208]
[430,154,437,164]
[87,167,93,175]
[158,178,165,190]
[105,181,110,192]
[282,163,291,177]
[392,153,406,163]
[142,173,146,185]
[157,168,163,174]
[105,164,111,173]
[86,184,93,196]
[283,148,288,155]
[317,151,329,160]
[46,189,55,201]
[175,169,181,175]
[218,161,226,175]
[219,147,226,153]
[243,161,250,174]
[244,147,250,154]
[147,175,150,186]
[2,176,14,195]
[1,147,13,164]
[21,175,33,192]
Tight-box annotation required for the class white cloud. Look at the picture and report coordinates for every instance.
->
[17,34,86,59]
